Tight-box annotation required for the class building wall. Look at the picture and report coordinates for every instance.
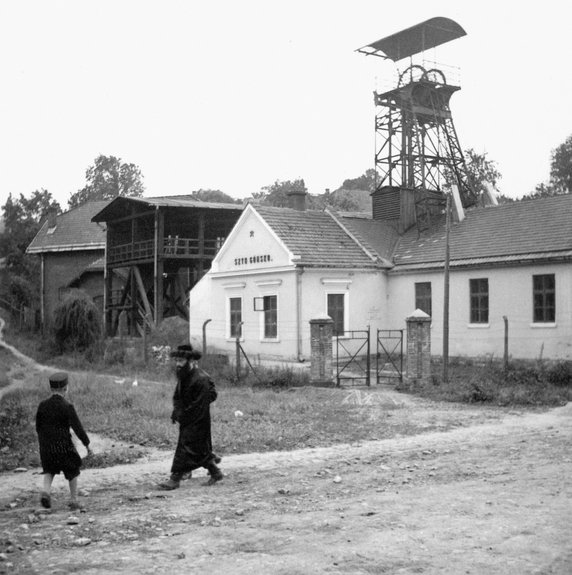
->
[387,262,572,360]
[42,251,103,326]
[189,267,388,361]
[189,204,572,362]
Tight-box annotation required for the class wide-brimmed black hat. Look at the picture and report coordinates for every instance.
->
[170,344,202,360]
[49,372,69,389]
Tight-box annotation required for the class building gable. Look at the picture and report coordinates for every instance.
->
[212,204,295,273]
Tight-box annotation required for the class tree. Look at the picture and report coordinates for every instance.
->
[524,134,572,199]
[252,179,310,208]
[68,155,145,209]
[188,189,240,204]
[341,168,376,192]
[53,289,101,352]
[461,148,502,202]
[0,190,61,281]
[548,134,572,194]
[0,189,61,309]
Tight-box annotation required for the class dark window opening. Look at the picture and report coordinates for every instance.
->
[415,282,432,317]
[533,274,555,323]
[229,297,242,338]
[263,295,277,338]
[470,278,489,324]
[328,293,345,336]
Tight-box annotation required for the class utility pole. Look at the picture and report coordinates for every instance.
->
[442,192,451,383]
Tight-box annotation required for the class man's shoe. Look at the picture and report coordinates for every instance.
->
[204,474,223,486]
[181,471,192,481]
[213,454,222,464]
[204,467,224,485]
[157,478,180,490]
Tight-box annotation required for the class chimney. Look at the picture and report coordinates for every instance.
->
[287,189,307,211]
[47,208,57,229]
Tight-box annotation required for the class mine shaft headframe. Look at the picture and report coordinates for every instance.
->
[357,17,479,208]
[355,16,466,61]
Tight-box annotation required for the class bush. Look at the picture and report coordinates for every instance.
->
[147,316,192,348]
[6,275,37,308]
[418,359,572,407]
[53,289,101,352]
[545,361,572,387]
[251,366,309,390]
[0,396,39,471]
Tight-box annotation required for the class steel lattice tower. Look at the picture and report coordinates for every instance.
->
[357,18,477,230]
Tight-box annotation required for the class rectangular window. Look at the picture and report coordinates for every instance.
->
[533,274,555,323]
[263,295,277,339]
[229,297,242,338]
[327,293,345,336]
[415,282,432,317]
[470,278,489,324]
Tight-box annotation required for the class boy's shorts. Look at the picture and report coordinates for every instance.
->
[42,466,81,481]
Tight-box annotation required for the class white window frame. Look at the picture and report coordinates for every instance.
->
[226,295,243,341]
[258,293,279,342]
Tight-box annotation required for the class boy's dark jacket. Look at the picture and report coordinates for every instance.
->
[36,395,90,446]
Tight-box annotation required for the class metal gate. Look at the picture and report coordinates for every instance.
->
[335,327,371,387]
[376,329,403,384]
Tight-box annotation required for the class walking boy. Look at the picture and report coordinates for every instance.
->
[158,344,223,490]
[35,372,93,510]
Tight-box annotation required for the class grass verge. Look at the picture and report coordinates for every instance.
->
[402,359,572,406]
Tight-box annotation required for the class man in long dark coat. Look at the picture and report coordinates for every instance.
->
[158,344,223,490]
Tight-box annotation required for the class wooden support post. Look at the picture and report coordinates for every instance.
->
[112,270,132,337]
[130,265,137,335]
[104,238,113,336]
[198,212,205,278]
[154,208,164,326]
[133,266,154,322]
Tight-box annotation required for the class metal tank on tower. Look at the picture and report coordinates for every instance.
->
[357,17,476,233]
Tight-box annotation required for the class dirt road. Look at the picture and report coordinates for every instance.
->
[1,393,571,575]
[1,317,571,574]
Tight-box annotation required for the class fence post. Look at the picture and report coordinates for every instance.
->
[309,315,334,386]
[142,313,151,365]
[503,316,509,370]
[235,322,243,380]
[405,309,432,386]
[366,325,371,387]
[202,319,212,357]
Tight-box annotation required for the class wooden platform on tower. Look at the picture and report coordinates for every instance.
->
[92,196,242,337]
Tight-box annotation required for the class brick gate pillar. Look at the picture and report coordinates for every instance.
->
[406,309,431,385]
[309,315,334,386]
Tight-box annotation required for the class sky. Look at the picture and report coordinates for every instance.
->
[1,1,571,211]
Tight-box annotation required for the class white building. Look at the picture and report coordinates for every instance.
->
[189,191,572,362]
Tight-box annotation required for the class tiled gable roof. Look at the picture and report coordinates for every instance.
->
[26,201,109,254]
[254,205,387,269]
[394,194,572,270]
[341,216,400,265]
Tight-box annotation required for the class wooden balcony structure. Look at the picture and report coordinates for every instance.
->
[92,195,242,337]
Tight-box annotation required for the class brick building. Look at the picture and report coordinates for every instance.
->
[26,201,109,327]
